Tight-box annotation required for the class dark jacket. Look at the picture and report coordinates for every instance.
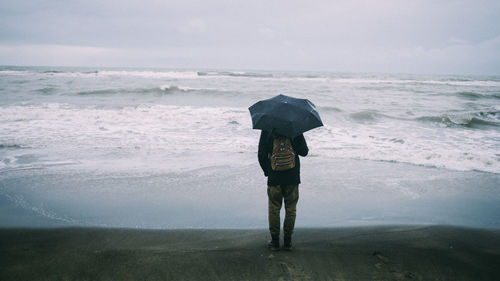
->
[258,131,309,186]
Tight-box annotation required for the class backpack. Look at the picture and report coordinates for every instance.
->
[270,136,296,171]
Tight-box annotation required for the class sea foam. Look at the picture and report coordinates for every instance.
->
[1,67,499,174]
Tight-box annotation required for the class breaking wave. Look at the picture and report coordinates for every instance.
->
[43,70,65,74]
[75,85,199,96]
[456,91,483,100]
[96,70,199,79]
[331,78,500,87]
[318,106,343,113]
[349,110,390,122]
[453,91,500,100]
[416,110,500,128]
[197,71,275,78]
[36,87,57,94]
[0,144,27,149]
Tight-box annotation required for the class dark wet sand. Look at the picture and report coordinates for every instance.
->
[1,225,499,280]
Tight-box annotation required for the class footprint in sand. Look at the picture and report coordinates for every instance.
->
[372,251,415,279]
[278,261,313,281]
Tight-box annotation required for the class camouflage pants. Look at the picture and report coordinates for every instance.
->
[267,184,299,238]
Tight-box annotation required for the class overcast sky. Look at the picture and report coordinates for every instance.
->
[1,0,499,74]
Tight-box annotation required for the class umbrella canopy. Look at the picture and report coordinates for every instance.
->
[248,94,323,138]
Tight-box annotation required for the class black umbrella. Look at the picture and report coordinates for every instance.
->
[248,94,323,138]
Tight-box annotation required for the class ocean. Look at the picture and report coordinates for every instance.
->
[1,66,499,228]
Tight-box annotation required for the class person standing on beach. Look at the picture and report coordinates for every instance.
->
[258,130,309,251]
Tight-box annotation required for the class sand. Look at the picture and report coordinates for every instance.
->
[1,225,500,280]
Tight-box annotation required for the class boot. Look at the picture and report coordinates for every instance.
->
[267,235,280,251]
[283,235,292,251]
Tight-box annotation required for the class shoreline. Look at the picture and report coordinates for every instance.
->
[2,225,500,280]
[1,157,499,229]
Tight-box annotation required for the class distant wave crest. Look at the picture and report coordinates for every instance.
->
[96,70,199,79]
[2,68,500,87]
[76,85,197,96]
[197,71,274,78]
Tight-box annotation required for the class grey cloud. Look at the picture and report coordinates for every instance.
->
[0,0,499,74]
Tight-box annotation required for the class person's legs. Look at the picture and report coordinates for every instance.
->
[267,185,283,249]
[283,184,299,249]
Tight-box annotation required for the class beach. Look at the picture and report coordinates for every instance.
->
[2,226,500,280]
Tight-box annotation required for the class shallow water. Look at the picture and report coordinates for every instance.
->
[1,157,498,228]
